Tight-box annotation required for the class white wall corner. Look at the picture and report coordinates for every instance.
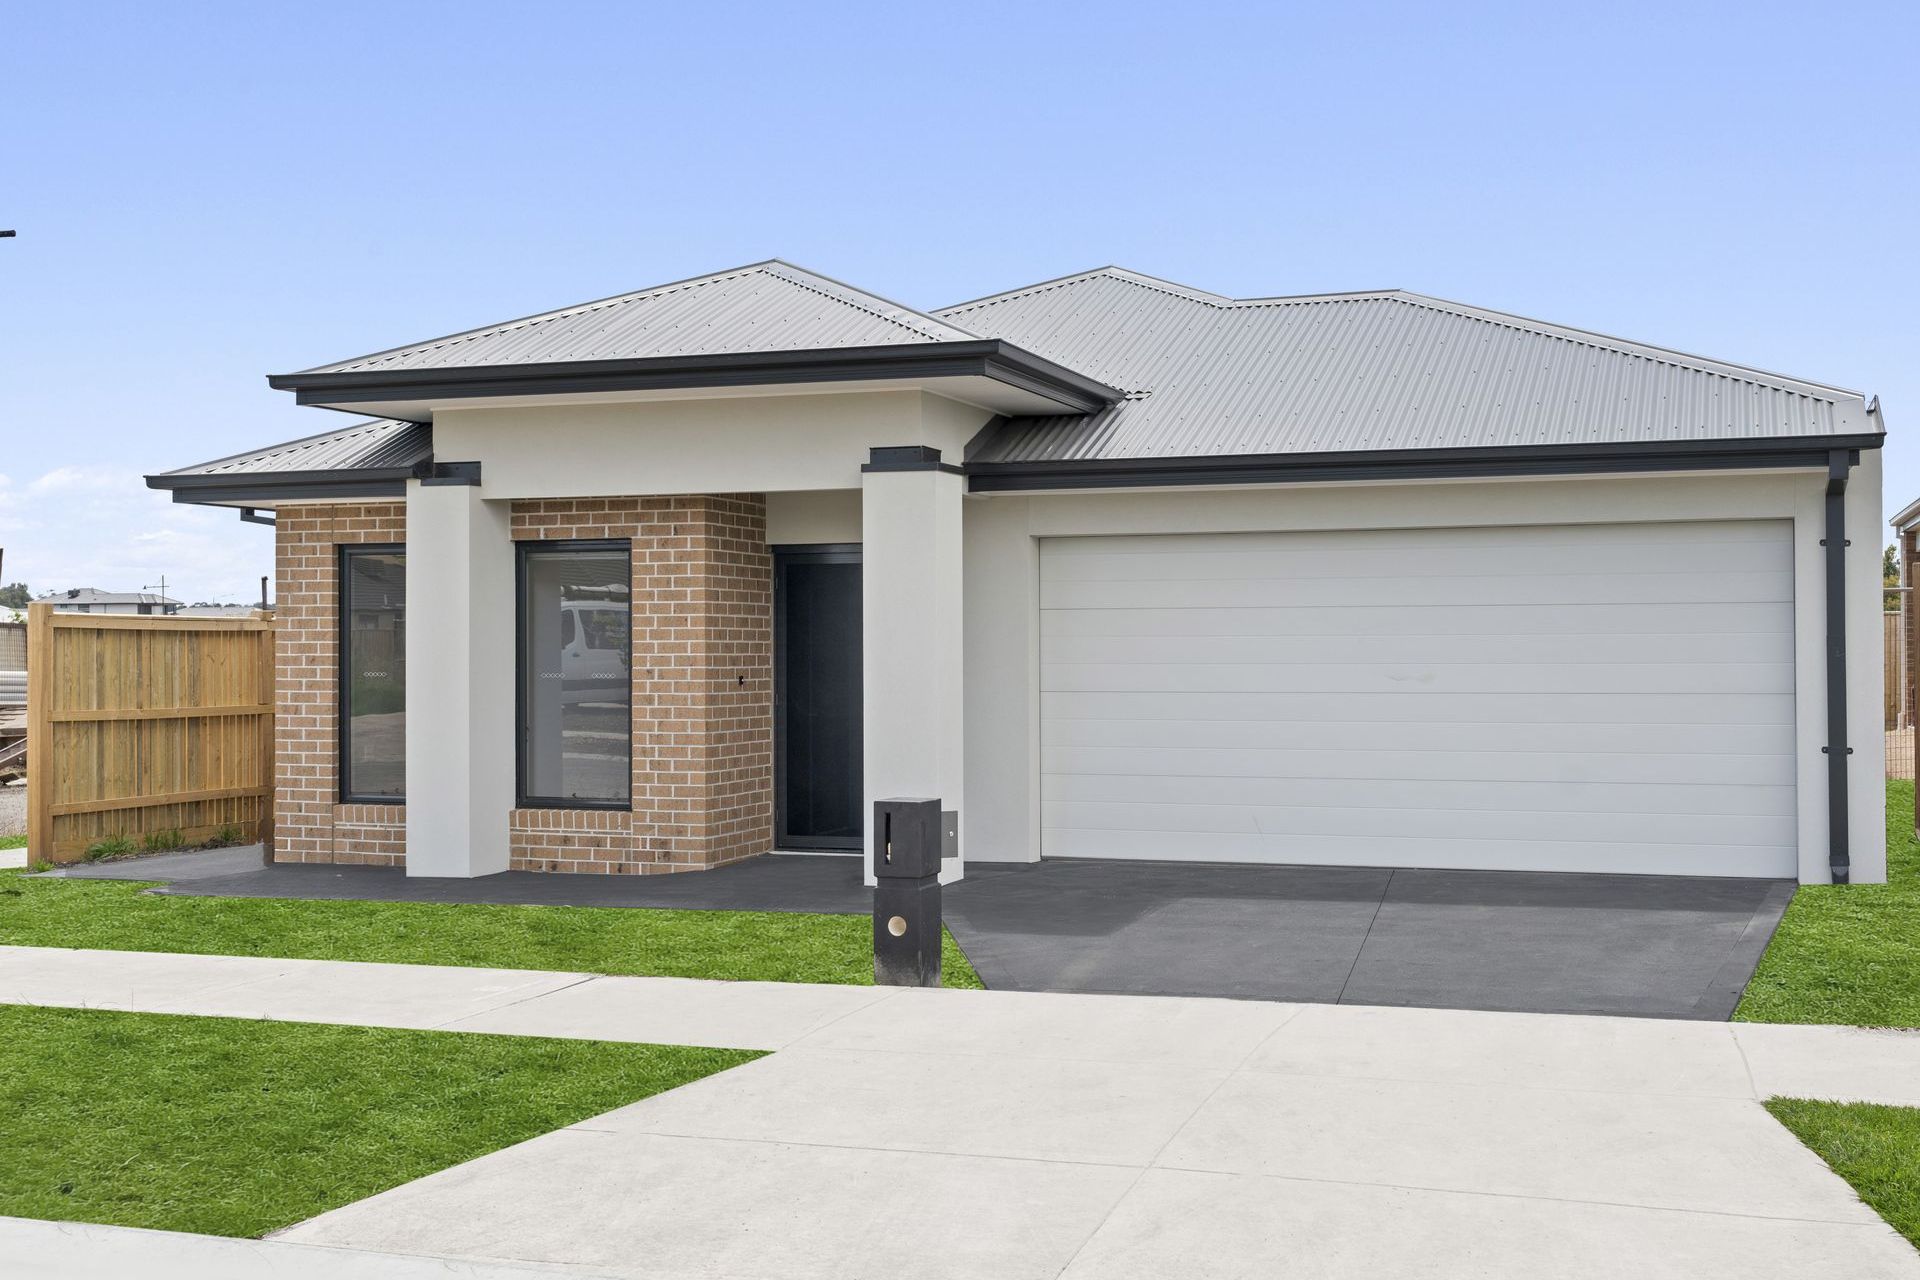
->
[1845,446,1887,883]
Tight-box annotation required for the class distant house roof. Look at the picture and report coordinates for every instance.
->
[49,588,180,607]
[173,604,267,617]
[152,261,1882,505]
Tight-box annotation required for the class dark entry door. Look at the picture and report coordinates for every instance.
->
[774,546,862,851]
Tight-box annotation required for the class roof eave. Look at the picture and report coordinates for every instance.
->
[967,434,1886,493]
[146,467,416,507]
[268,340,1122,418]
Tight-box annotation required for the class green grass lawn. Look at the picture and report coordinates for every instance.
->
[1767,1098,1920,1249]
[0,834,25,851]
[1736,780,1920,1027]
[0,1004,754,1237]
[0,870,982,988]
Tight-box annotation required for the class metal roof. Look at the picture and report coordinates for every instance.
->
[159,418,431,478]
[942,268,1878,464]
[296,261,979,374]
[154,261,1881,507]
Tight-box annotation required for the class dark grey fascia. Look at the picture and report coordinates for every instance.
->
[144,456,482,506]
[966,434,1886,492]
[270,340,1123,419]
[146,467,415,506]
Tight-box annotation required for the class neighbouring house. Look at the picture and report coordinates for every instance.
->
[147,261,1887,885]
[46,588,181,616]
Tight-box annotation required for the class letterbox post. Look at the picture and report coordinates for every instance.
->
[872,797,943,987]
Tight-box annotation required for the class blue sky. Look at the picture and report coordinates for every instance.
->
[1,1,1913,601]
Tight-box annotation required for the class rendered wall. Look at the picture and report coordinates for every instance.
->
[961,465,1887,884]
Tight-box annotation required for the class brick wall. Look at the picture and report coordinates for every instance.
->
[274,502,407,866]
[271,494,775,875]
[509,495,774,874]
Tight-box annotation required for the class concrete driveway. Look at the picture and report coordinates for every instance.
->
[948,859,1793,1017]
[276,989,1918,1279]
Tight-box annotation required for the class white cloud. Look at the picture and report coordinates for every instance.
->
[0,467,273,603]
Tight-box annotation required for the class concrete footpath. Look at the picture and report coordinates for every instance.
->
[4,945,1920,1278]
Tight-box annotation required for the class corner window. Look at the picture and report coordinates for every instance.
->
[518,541,632,808]
[340,546,406,801]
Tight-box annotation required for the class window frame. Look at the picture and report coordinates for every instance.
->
[337,543,408,805]
[515,538,634,811]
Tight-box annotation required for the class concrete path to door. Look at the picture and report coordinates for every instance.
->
[5,945,1918,1279]
[63,849,1796,1019]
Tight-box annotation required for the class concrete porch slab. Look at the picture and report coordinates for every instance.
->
[132,851,872,913]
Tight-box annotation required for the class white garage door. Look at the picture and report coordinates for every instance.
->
[1039,521,1796,877]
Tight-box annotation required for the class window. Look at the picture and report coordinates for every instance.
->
[518,541,632,808]
[340,546,406,801]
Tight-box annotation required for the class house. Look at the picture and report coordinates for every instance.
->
[47,588,181,616]
[148,261,1886,886]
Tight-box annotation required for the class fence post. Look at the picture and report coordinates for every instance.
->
[24,603,52,864]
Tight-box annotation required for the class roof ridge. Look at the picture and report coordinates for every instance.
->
[944,267,1860,400]
[757,260,978,341]
[293,260,976,375]
[936,266,1229,316]
[1373,291,1860,400]
[293,262,783,374]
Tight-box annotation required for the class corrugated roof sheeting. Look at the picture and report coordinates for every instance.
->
[942,270,1871,463]
[305,261,976,374]
[166,418,430,476]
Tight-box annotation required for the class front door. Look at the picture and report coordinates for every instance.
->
[774,546,863,851]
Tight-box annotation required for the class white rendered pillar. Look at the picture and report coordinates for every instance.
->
[404,480,516,877]
[861,449,965,884]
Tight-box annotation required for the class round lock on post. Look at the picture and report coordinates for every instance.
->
[886,915,908,938]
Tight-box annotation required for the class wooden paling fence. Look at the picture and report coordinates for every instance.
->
[27,604,274,863]
[1886,610,1915,782]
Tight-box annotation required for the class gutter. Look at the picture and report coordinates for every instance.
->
[146,468,416,504]
[967,434,1886,492]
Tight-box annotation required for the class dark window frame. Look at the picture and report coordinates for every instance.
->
[515,538,634,811]
[337,543,407,805]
